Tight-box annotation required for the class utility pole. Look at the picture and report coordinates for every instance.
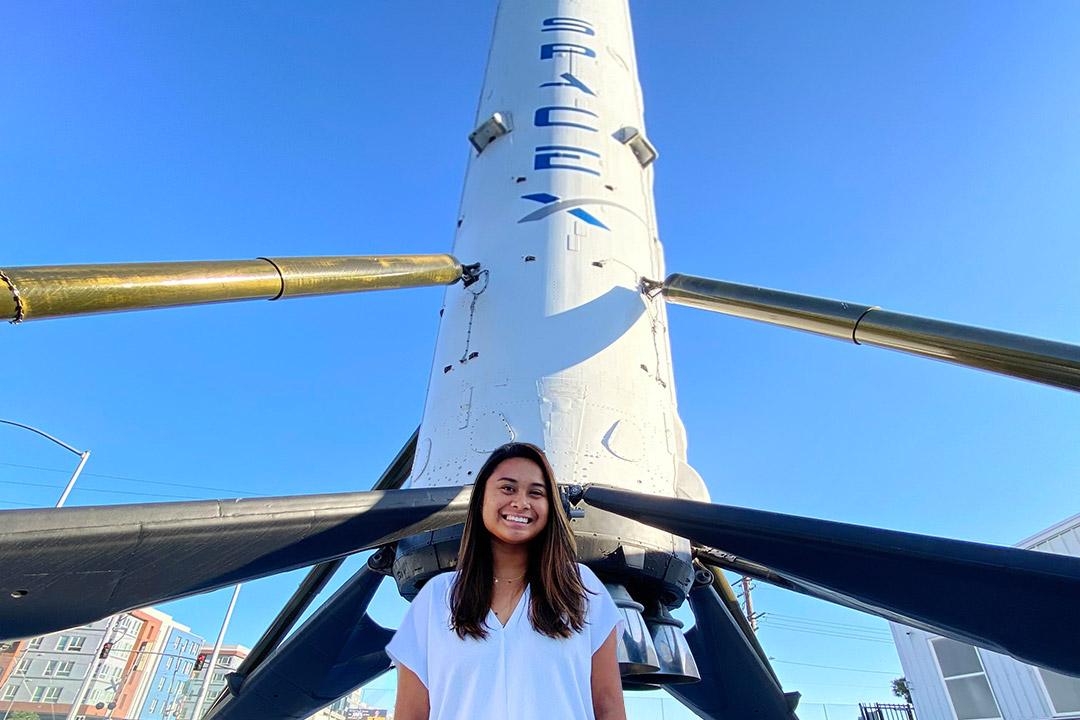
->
[0,420,91,704]
[190,585,240,720]
[65,615,120,720]
[1,678,33,720]
[104,623,142,720]
[739,576,764,631]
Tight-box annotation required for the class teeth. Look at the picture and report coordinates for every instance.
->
[505,515,530,524]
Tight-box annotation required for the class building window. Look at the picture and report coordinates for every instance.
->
[2,686,17,702]
[930,638,1002,720]
[43,660,72,677]
[1036,667,1080,716]
[181,640,188,654]
[165,656,173,670]
[158,676,167,691]
[173,637,181,649]
[44,687,61,703]
[150,699,158,714]
[212,672,226,683]
[57,635,85,652]
[181,661,192,674]
[30,686,46,703]
[28,638,43,650]
[14,658,31,675]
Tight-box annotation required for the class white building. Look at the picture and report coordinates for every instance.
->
[178,644,249,720]
[1,612,145,718]
[891,513,1080,720]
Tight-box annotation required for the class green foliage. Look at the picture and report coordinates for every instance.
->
[9,711,42,720]
[892,677,913,704]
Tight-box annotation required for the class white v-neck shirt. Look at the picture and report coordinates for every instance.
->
[386,563,621,720]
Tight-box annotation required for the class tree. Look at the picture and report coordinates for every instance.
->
[892,677,913,704]
[9,711,42,720]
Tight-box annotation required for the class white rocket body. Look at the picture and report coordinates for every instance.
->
[399,0,707,603]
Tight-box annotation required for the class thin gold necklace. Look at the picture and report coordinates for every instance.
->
[493,573,525,584]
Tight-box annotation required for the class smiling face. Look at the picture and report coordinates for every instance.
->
[481,457,550,547]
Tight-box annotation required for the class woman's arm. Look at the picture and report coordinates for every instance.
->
[592,628,627,720]
[394,663,430,720]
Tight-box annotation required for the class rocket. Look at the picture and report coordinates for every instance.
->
[2,1,1080,718]
[394,0,703,685]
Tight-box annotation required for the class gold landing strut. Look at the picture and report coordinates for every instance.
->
[662,273,1080,393]
[1,254,464,322]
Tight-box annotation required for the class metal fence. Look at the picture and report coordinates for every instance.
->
[860,702,917,720]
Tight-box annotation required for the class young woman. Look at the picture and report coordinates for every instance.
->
[386,442,626,720]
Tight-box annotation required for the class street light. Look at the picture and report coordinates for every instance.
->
[0,419,90,508]
[189,585,241,720]
[0,420,91,720]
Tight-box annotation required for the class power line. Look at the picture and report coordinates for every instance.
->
[770,659,902,676]
[762,628,893,645]
[761,617,892,637]
[0,498,40,508]
[766,623,892,641]
[0,461,266,497]
[766,612,894,636]
[759,614,893,638]
[785,681,889,690]
[764,621,889,643]
[758,620,895,644]
[0,478,205,501]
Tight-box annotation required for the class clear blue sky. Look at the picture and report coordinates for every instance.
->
[3,2,1079,717]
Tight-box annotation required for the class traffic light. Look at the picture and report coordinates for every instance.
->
[194,653,206,672]
[99,642,112,659]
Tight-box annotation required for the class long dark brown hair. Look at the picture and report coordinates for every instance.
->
[449,442,588,640]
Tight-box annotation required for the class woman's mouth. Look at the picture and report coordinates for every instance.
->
[503,514,532,525]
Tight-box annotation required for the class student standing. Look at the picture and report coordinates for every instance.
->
[387,442,626,720]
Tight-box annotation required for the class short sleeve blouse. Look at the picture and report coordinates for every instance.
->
[385,563,620,720]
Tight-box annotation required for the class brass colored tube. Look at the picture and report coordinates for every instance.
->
[265,255,464,298]
[2,260,281,321]
[662,273,869,341]
[1,254,463,322]
[662,273,1080,393]
[0,270,19,320]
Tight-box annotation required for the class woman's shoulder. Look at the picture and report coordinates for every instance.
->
[412,570,457,608]
[576,562,605,592]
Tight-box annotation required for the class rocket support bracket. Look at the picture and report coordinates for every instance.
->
[460,262,483,287]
